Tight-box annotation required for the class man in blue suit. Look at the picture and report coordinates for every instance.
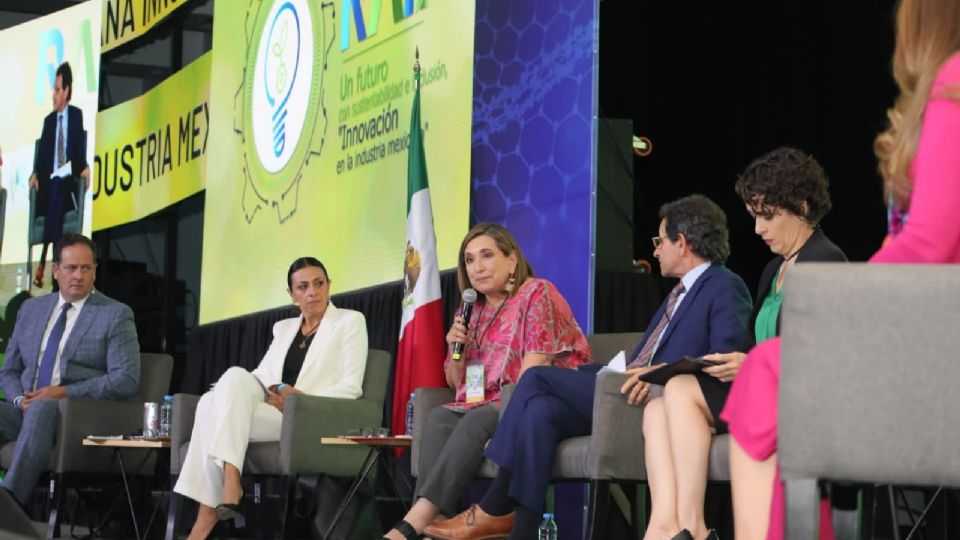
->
[29,62,90,289]
[424,195,752,540]
[0,233,139,507]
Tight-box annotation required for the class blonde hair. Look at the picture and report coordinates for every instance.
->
[875,0,960,208]
[455,223,534,299]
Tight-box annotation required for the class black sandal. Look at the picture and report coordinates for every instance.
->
[382,519,420,540]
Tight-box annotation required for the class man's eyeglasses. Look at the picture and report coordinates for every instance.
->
[651,236,662,249]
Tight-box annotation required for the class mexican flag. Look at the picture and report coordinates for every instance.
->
[392,60,447,437]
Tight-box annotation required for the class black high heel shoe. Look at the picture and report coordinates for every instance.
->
[215,491,246,527]
[382,519,420,539]
[215,503,244,521]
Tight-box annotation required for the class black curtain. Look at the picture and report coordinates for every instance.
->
[593,270,670,334]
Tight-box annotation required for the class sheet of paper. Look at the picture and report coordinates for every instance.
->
[598,350,626,374]
[52,161,72,179]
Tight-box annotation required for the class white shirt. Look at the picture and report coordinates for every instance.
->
[34,292,90,389]
[651,261,712,355]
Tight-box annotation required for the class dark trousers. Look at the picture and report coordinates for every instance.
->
[415,403,500,516]
[483,366,598,511]
[42,178,75,243]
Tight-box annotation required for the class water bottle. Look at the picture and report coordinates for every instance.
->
[538,513,557,540]
[159,395,173,437]
[405,392,416,436]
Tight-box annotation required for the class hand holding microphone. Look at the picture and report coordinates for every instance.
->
[449,288,478,361]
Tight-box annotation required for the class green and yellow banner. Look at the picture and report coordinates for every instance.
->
[92,51,210,230]
[199,0,475,323]
[101,0,193,53]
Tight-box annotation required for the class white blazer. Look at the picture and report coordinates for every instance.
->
[252,303,368,399]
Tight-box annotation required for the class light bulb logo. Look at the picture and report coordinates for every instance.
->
[266,5,296,158]
[235,0,332,224]
[252,0,313,173]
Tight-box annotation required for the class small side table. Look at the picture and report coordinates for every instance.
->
[319,436,412,540]
[82,438,171,540]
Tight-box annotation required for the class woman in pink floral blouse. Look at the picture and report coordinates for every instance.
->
[383,223,590,540]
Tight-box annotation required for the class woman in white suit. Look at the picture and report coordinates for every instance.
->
[174,257,368,540]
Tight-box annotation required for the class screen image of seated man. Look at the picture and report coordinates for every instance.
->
[0,233,140,510]
[29,61,90,290]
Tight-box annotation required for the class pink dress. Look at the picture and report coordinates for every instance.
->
[443,278,591,403]
[721,53,960,540]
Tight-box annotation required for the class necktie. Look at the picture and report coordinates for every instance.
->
[56,113,66,168]
[627,282,685,368]
[36,303,72,389]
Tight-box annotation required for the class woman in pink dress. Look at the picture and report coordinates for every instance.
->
[383,223,591,540]
[721,0,960,538]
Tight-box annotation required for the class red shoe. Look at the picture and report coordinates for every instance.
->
[32,263,44,289]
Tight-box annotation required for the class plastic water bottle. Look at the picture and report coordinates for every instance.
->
[405,392,416,436]
[159,395,173,437]
[538,513,557,540]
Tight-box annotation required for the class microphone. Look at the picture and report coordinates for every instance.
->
[451,288,478,361]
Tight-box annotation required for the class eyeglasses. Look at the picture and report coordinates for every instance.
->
[651,236,662,249]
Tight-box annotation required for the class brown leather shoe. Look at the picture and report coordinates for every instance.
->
[423,504,513,540]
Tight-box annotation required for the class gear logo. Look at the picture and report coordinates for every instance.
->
[235,0,334,223]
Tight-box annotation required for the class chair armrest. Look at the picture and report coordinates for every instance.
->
[499,384,516,417]
[587,371,647,480]
[280,394,383,476]
[170,393,201,475]
[54,397,143,473]
[411,387,455,477]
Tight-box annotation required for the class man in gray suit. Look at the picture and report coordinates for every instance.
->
[0,233,139,506]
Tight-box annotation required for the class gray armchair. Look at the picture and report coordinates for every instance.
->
[166,349,392,539]
[779,264,960,539]
[410,333,646,537]
[0,353,173,537]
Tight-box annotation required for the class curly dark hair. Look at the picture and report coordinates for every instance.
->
[735,147,832,225]
[659,195,730,264]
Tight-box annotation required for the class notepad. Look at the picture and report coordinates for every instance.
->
[52,161,72,179]
[638,356,722,386]
[598,350,627,374]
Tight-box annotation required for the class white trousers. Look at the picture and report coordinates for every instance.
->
[173,367,283,508]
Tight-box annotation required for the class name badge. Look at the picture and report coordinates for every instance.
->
[465,363,485,403]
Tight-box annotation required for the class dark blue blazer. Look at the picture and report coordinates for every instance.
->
[34,104,86,214]
[628,264,753,365]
